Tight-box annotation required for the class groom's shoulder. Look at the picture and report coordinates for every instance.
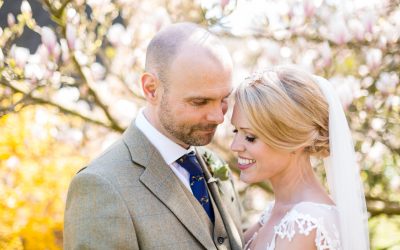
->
[75,137,140,179]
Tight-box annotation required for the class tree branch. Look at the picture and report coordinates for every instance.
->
[0,79,118,131]
[45,3,125,132]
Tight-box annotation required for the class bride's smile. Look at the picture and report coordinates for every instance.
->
[237,156,256,169]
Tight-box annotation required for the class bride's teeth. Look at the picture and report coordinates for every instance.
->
[238,157,255,165]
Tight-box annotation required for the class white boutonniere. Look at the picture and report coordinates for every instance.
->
[202,152,230,185]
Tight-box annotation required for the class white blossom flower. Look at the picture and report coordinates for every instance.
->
[330,76,361,108]
[60,39,70,62]
[21,0,32,16]
[10,45,30,68]
[376,72,398,94]
[371,118,385,131]
[90,62,106,81]
[385,95,400,110]
[368,141,386,162]
[107,23,126,46]
[25,63,44,81]
[366,48,382,70]
[53,87,80,107]
[74,50,88,65]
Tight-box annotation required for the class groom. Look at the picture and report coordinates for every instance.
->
[64,22,243,249]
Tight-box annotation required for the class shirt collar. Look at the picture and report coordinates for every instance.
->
[135,108,195,165]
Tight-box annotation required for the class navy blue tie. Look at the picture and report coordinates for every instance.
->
[177,152,215,223]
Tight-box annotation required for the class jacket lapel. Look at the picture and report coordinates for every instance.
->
[122,123,215,249]
[195,148,243,250]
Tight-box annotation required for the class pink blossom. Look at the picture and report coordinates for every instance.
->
[318,42,332,68]
[221,0,230,9]
[303,0,316,18]
[41,27,58,55]
[364,96,375,111]
[328,14,351,45]
[66,24,77,49]
[348,18,365,41]
[36,44,49,64]
[362,11,375,34]
[7,13,15,27]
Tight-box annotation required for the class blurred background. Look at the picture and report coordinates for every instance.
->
[0,0,399,249]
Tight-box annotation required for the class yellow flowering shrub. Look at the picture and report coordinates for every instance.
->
[0,106,88,249]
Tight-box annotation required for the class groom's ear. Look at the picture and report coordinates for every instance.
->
[141,72,160,104]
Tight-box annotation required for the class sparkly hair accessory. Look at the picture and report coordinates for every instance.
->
[243,69,269,87]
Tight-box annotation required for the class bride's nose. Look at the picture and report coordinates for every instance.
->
[230,134,245,152]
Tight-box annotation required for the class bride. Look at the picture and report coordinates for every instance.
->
[230,66,369,249]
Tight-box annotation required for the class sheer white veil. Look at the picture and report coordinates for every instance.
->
[313,76,370,250]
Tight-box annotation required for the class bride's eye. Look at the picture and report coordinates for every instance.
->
[245,136,256,143]
[232,129,238,133]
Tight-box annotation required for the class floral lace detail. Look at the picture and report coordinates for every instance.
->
[245,202,342,250]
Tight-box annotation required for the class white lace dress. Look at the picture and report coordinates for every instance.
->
[245,201,342,250]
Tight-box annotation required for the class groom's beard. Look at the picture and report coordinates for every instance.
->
[159,101,218,146]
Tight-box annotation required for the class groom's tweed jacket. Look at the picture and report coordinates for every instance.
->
[64,121,243,250]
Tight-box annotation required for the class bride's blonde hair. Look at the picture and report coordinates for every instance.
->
[235,65,330,157]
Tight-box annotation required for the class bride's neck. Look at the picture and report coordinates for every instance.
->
[269,155,324,207]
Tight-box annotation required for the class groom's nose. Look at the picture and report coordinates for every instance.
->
[206,105,225,124]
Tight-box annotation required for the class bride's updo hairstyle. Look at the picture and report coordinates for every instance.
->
[235,66,330,158]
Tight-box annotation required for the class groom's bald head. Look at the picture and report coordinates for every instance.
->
[144,22,231,88]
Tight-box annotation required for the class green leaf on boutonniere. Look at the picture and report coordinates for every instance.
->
[213,163,229,181]
[202,152,230,181]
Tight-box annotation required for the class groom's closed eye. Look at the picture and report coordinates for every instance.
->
[191,99,208,106]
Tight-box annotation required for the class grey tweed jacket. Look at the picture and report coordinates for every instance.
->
[64,121,243,250]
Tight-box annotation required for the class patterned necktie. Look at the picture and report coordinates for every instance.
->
[177,151,215,223]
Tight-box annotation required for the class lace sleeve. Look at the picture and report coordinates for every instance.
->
[273,203,342,250]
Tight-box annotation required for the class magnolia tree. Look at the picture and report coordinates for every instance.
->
[0,0,399,246]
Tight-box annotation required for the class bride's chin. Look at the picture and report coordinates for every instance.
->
[239,173,256,184]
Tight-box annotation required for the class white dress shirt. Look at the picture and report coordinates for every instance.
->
[135,108,194,192]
